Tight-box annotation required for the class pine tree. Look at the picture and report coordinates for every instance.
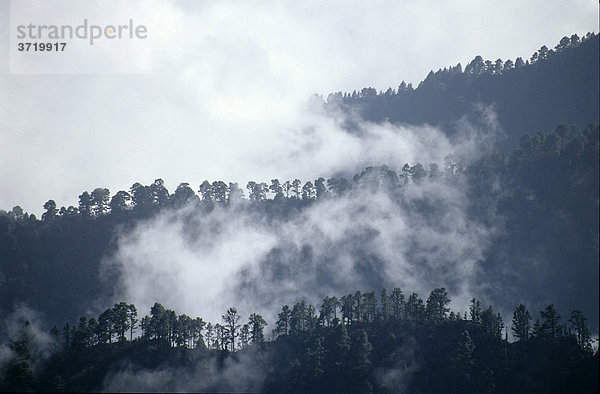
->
[426,287,450,323]
[390,287,404,319]
[222,307,241,351]
[512,304,531,341]
[249,313,267,346]
[349,329,373,392]
[540,304,562,338]
[568,309,592,350]
[469,298,482,323]
[275,305,291,336]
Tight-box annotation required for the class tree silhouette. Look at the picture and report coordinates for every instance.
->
[222,307,241,351]
[512,304,531,341]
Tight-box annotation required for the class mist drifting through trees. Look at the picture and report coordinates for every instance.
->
[1,32,599,392]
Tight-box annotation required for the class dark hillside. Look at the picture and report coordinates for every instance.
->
[1,124,597,330]
[327,33,599,150]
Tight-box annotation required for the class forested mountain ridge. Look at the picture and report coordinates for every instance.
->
[325,33,599,150]
[2,288,597,392]
[1,123,597,330]
[0,32,598,393]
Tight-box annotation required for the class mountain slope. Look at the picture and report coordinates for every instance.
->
[326,33,599,150]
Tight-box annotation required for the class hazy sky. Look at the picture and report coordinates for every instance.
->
[0,0,597,215]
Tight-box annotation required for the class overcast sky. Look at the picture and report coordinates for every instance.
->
[0,0,598,215]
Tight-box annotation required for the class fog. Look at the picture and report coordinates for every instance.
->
[0,305,56,375]
[103,348,269,392]
[1,2,597,390]
[102,111,501,324]
[0,0,597,215]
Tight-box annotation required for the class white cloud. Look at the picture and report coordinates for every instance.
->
[101,116,498,323]
[0,0,597,214]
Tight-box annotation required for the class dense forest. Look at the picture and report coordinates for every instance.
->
[325,33,599,150]
[1,123,597,328]
[2,288,597,392]
[0,33,598,392]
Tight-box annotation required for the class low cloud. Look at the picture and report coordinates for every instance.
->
[1,0,597,214]
[103,348,269,392]
[375,336,420,392]
[102,114,500,324]
[0,305,57,374]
